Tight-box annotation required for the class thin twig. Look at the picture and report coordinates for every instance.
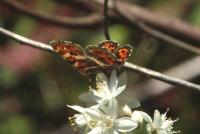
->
[122,57,200,100]
[1,0,102,28]
[103,0,110,40]
[124,62,200,91]
[0,27,200,91]
[0,27,53,52]
[135,56,200,99]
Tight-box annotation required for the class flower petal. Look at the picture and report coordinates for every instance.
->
[113,85,126,97]
[117,93,141,110]
[113,130,119,134]
[99,98,118,119]
[123,104,132,116]
[96,73,112,100]
[141,112,152,123]
[118,71,127,87]
[131,111,152,124]
[85,107,101,120]
[75,114,87,126]
[67,105,86,113]
[88,127,102,134]
[114,117,138,132]
[104,128,119,134]
[90,89,105,102]
[109,70,118,93]
[153,110,162,128]
[79,92,98,105]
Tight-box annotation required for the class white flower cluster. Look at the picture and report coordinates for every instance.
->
[67,70,179,134]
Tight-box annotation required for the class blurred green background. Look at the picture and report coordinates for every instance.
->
[0,0,200,134]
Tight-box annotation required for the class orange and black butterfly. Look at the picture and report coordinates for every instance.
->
[50,40,132,76]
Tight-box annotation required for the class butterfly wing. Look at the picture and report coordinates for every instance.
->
[99,40,119,53]
[114,45,133,63]
[51,41,86,63]
[51,41,100,75]
[86,45,121,68]
[50,40,132,76]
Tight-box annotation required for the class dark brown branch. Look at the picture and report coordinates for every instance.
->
[3,0,200,43]
[1,0,102,28]
[93,0,200,43]
[114,2,200,54]
[0,27,200,91]
[63,0,100,13]
[1,0,200,54]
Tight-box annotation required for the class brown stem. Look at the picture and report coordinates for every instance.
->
[115,2,200,54]
[1,0,102,28]
[103,0,111,40]
[93,0,200,43]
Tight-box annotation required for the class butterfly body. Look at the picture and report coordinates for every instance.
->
[51,40,132,76]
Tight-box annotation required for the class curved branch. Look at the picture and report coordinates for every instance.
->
[2,0,200,54]
[93,0,200,43]
[1,0,102,28]
[0,27,200,91]
[124,62,200,91]
[138,23,200,55]
[135,56,200,99]
[0,27,53,52]
[60,0,100,13]
[115,2,200,55]
[2,0,200,43]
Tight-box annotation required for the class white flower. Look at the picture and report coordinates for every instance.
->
[123,104,152,124]
[67,99,138,134]
[67,105,91,128]
[79,70,140,110]
[90,70,126,105]
[147,109,179,134]
[131,111,152,124]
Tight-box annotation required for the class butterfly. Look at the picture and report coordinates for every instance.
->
[50,40,132,76]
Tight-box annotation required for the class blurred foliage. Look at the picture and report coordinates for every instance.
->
[0,115,36,134]
[13,17,37,35]
[0,0,200,134]
[0,67,18,89]
[71,24,130,46]
[189,1,200,25]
